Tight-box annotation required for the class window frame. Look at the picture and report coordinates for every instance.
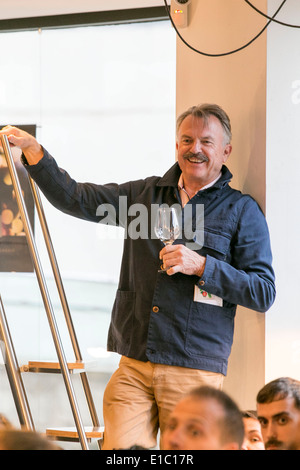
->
[0,6,169,33]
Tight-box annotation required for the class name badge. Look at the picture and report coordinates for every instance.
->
[194,285,223,307]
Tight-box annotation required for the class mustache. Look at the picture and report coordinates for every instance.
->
[183,152,209,163]
[265,438,284,450]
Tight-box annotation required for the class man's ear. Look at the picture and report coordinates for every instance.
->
[223,144,232,163]
[175,140,179,161]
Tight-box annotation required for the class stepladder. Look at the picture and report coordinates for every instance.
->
[0,134,104,450]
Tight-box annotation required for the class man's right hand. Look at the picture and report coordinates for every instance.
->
[0,126,44,165]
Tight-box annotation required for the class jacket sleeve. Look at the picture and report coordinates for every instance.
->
[198,197,276,313]
[25,148,142,227]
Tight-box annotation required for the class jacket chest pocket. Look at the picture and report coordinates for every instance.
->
[200,229,231,261]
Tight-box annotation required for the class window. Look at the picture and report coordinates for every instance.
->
[0,17,175,444]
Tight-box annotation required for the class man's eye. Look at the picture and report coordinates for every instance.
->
[277,416,289,426]
[250,435,262,443]
[258,419,267,428]
[166,421,177,431]
[187,425,203,437]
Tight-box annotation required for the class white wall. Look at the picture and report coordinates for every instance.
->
[266,1,300,382]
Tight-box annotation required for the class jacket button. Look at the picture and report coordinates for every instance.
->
[199,280,205,286]
[152,306,159,313]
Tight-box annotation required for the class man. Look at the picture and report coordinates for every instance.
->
[241,411,265,450]
[257,377,300,450]
[161,386,244,450]
[0,104,275,449]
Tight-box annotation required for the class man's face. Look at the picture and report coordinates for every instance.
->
[161,396,238,450]
[257,397,300,450]
[176,114,232,189]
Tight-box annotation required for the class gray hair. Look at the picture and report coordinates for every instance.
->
[176,103,232,144]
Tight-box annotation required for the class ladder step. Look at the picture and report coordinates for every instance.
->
[46,426,104,442]
[21,360,85,374]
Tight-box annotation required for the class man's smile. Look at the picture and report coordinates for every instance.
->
[183,153,209,164]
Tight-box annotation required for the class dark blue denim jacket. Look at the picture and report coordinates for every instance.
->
[26,150,275,375]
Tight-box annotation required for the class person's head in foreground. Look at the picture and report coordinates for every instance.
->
[0,428,62,450]
[241,410,265,450]
[161,385,244,450]
[256,377,300,450]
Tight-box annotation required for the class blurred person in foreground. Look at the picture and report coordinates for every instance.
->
[241,410,265,450]
[161,386,244,450]
[256,377,300,450]
[0,429,62,450]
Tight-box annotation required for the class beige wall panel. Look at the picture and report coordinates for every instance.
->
[176,0,268,409]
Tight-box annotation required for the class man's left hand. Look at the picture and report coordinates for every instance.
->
[159,244,206,277]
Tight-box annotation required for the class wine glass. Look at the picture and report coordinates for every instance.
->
[154,206,181,272]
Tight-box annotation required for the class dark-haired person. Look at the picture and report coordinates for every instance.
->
[0,104,275,450]
[257,377,300,450]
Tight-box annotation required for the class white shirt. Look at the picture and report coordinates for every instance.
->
[178,172,222,207]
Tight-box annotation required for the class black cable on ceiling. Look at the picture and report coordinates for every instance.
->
[163,0,287,57]
[244,0,300,29]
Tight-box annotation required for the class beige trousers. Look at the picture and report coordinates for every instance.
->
[102,356,224,450]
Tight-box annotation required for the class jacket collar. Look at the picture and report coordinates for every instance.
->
[156,162,233,189]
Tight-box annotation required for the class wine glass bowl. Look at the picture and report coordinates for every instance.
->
[154,206,181,272]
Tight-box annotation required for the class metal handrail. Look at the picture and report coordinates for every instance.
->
[28,176,101,437]
[0,135,89,450]
[0,296,34,430]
